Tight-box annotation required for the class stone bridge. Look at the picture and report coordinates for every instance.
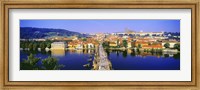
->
[93,44,112,70]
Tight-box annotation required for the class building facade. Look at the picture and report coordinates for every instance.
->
[51,42,66,50]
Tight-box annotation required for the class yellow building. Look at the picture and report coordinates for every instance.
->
[127,42,133,48]
[109,42,117,47]
[68,44,74,49]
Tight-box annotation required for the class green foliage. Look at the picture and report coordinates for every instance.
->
[105,49,110,57]
[173,53,180,59]
[138,44,142,48]
[20,42,25,49]
[110,46,118,48]
[33,43,38,50]
[40,42,46,50]
[20,53,64,70]
[155,49,162,53]
[46,42,51,48]
[20,41,53,50]
[42,57,64,70]
[174,43,180,51]
[164,42,170,48]
[82,38,87,41]
[102,41,110,48]
[122,40,127,48]
[151,48,155,53]
[25,43,29,49]
[137,48,140,52]
[28,43,33,50]
[147,49,149,52]
[45,40,52,48]
[20,54,40,70]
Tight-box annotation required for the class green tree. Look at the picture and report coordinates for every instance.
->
[151,48,155,53]
[82,38,87,41]
[25,42,29,49]
[42,57,64,70]
[156,49,162,53]
[105,49,110,57]
[173,53,180,59]
[20,54,40,70]
[174,43,180,51]
[46,42,51,48]
[20,42,26,49]
[164,43,170,48]
[138,44,142,48]
[40,42,46,50]
[28,43,33,50]
[122,40,127,48]
[102,41,109,48]
[147,49,149,52]
[33,43,38,50]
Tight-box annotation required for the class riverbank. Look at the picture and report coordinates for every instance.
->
[20,47,180,54]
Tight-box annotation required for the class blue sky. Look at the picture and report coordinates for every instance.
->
[20,20,180,33]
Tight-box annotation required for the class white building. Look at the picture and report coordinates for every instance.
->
[122,35,129,39]
[51,42,66,50]
[32,39,46,41]
[76,44,83,49]
[87,43,94,48]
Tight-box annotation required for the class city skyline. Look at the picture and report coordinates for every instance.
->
[20,20,180,33]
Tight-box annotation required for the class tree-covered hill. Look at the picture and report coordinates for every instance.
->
[20,27,87,39]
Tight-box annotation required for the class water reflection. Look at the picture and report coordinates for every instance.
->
[22,48,180,59]
[103,49,180,59]
[51,49,65,56]
[21,50,51,55]
[20,49,180,70]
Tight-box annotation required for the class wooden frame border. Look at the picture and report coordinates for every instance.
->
[1,1,198,87]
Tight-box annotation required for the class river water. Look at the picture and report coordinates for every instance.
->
[20,49,180,70]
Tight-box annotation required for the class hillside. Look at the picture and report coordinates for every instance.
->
[20,27,87,39]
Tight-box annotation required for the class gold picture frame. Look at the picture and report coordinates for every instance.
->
[0,0,199,90]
